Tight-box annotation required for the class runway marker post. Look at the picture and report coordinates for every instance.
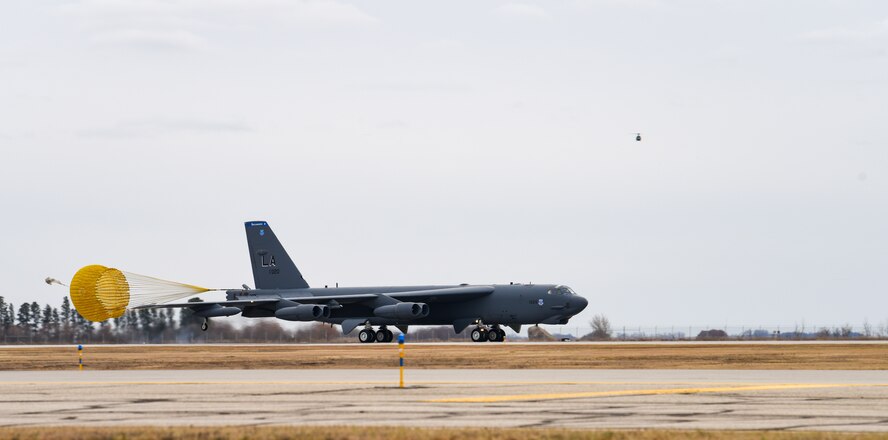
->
[398,333,405,388]
[77,344,83,370]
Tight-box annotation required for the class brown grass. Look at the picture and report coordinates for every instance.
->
[1,343,887,370]
[0,426,885,440]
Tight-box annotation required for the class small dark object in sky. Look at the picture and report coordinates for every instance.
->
[635,133,642,142]
[45,277,67,287]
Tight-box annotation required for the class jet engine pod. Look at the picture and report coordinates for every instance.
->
[373,302,429,320]
[275,304,330,321]
[192,304,242,318]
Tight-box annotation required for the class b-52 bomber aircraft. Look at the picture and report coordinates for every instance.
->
[142,221,588,343]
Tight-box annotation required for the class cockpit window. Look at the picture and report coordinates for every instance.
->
[554,285,575,295]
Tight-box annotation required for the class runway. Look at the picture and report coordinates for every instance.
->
[2,369,887,431]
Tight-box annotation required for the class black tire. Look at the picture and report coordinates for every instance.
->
[471,329,484,342]
[201,321,208,332]
[384,330,394,343]
[497,329,506,342]
[376,330,388,343]
[488,329,503,342]
[359,329,376,343]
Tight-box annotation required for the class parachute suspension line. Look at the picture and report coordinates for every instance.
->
[121,272,216,308]
[69,265,221,322]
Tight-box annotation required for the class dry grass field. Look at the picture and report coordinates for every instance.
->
[0,426,885,440]
[1,343,886,370]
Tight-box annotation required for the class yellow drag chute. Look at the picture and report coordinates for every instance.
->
[70,265,113,322]
[70,265,214,322]
[95,268,129,318]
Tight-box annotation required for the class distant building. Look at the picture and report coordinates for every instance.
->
[696,329,728,341]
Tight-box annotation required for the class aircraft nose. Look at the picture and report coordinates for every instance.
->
[576,295,588,313]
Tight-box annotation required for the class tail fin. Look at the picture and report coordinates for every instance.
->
[244,221,309,289]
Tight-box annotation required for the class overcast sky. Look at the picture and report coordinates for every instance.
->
[1,0,887,332]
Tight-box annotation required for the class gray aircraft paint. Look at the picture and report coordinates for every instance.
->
[139,221,588,339]
[245,221,310,289]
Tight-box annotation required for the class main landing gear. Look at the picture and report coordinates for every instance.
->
[358,325,395,343]
[470,324,505,343]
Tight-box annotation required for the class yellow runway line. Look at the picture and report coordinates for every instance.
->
[427,383,888,403]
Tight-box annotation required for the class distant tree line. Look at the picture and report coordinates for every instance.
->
[0,295,95,344]
[567,315,888,341]
[0,295,350,344]
[0,295,468,344]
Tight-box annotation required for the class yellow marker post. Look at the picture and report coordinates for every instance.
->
[398,333,405,388]
[77,344,83,370]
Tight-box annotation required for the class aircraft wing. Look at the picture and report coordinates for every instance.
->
[133,286,493,309]
[385,285,494,302]
[276,285,493,303]
[132,299,279,309]
[132,294,379,309]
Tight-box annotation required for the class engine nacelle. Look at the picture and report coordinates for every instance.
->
[191,304,242,318]
[275,304,331,321]
[373,302,429,320]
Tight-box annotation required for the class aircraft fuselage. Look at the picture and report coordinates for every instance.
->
[229,283,587,328]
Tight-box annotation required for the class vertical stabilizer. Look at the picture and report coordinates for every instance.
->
[244,221,309,289]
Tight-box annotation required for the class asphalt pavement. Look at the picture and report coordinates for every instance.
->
[1,369,887,431]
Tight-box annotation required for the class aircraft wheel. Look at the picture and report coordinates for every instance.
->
[359,329,376,343]
[383,330,394,342]
[201,320,208,332]
[376,329,389,343]
[488,329,503,342]
[471,328,486,343]
[497,329,506,342]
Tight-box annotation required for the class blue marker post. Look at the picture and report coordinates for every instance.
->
[398,333,405,388]
[77,344,83,371]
